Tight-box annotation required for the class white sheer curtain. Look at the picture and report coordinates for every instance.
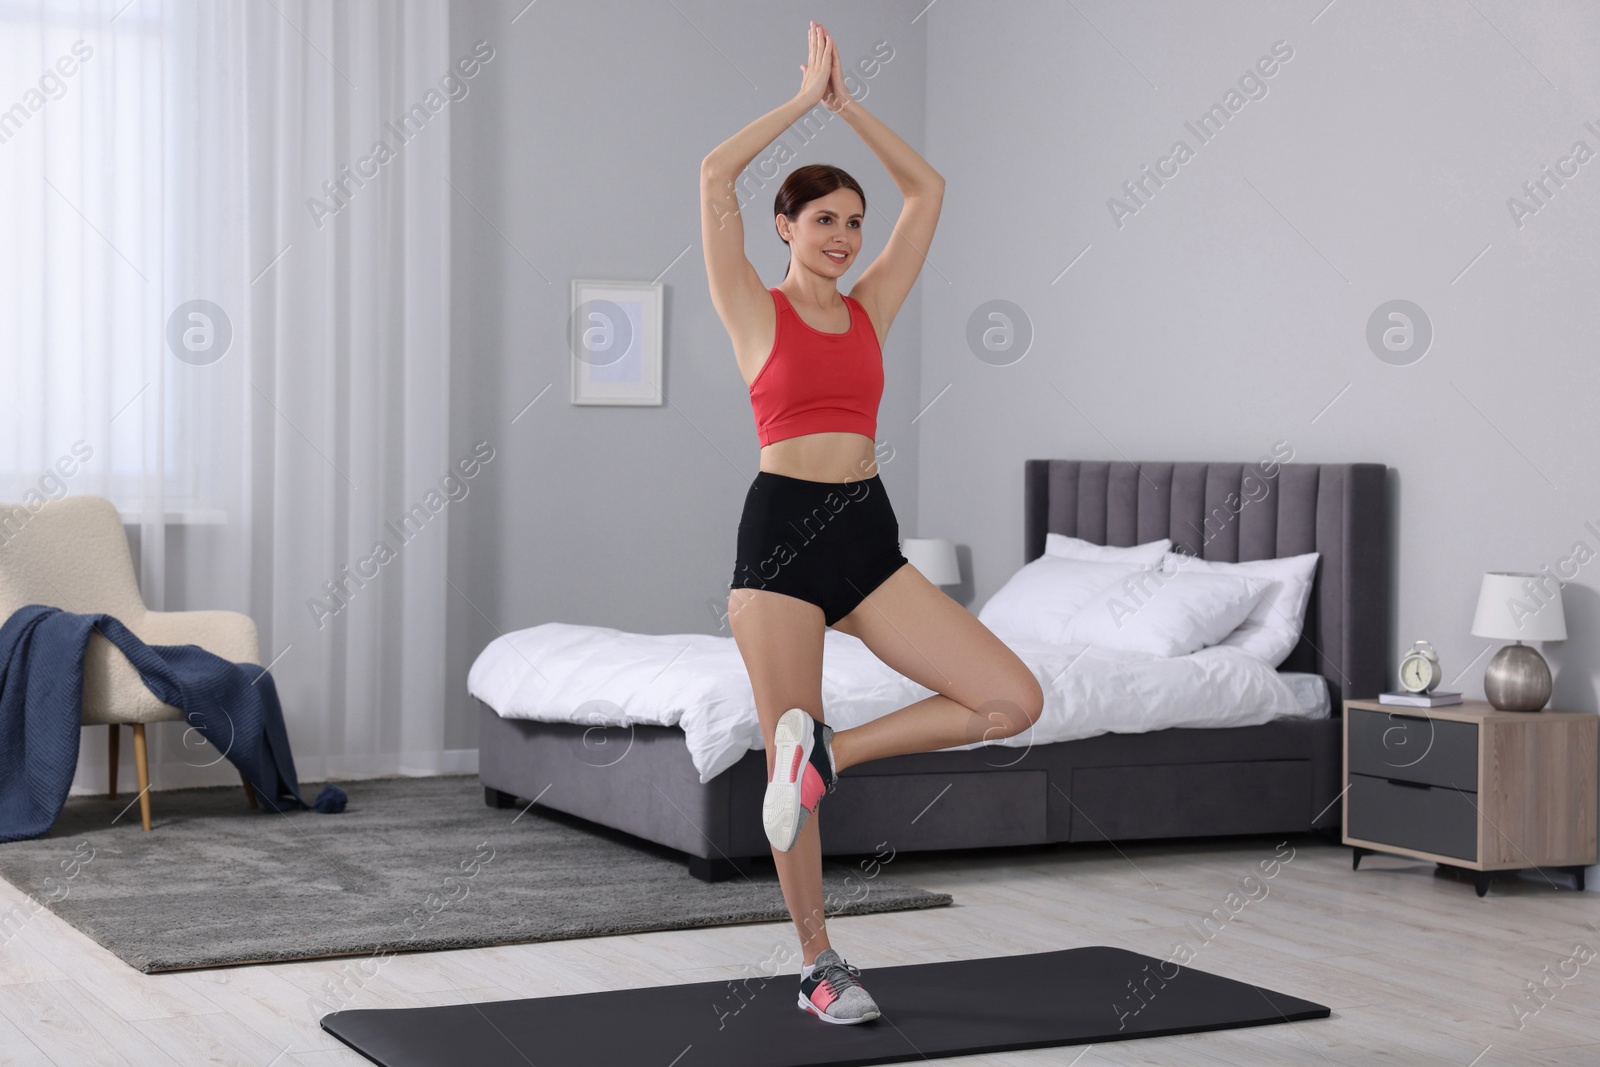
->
[0,0,460,789]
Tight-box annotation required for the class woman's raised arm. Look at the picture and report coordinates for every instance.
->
[822,28,943,344]
[700,23,841,352]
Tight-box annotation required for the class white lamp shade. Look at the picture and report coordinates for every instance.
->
[902,537,960,586]
[1470,571,1567,641]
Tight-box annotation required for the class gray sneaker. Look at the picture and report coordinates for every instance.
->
[798,948,881,1024]
[763,708,837,852]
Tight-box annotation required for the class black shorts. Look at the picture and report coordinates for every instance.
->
[729,471,910,627]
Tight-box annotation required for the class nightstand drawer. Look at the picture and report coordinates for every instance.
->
[1347,772,1477,860]
[1348,708,1477,789]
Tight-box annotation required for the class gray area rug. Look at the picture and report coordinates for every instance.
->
[0,774,951,973]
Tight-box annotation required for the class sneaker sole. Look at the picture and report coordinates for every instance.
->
[763,708,815,852]
[797,991,880,1024]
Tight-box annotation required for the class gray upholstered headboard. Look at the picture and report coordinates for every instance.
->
[1023,459,1390,708]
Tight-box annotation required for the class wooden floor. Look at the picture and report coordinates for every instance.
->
[1,831,1596,1066]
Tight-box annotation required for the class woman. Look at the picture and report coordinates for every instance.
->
[698,21,1044,1025]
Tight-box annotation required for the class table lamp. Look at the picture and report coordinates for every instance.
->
[1470,571,1566,712]
[901,537,960,586]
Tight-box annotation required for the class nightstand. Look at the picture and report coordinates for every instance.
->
[1342,698,1598,897]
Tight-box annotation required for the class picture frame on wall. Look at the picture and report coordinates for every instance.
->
[569,279,663,406]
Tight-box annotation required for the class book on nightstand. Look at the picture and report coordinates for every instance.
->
[1378,690,1463,707]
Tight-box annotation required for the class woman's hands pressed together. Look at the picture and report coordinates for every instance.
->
[797,20,850,114]
[822,23,853,114]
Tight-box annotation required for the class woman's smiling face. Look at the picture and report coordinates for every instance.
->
[777,187,863,278]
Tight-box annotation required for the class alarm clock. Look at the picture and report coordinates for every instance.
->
[1399,640,1442,694]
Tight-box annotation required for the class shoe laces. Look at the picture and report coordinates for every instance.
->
[817,958,864,996]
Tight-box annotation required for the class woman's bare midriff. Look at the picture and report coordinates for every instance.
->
[759,432,878,483]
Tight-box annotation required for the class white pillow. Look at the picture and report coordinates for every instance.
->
[1060,569,1265,657]
[977,558,1145,644]
[1044,533,1171,564]
[1159,551,1320,666]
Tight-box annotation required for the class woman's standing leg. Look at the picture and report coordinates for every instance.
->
[728,585,834,965]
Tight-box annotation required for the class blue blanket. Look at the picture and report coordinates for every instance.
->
[0,604,345,843]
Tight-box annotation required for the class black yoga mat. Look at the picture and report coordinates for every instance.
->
[322,945,1328,1066]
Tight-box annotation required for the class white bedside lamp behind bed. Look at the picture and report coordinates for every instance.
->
[902,537,960,586]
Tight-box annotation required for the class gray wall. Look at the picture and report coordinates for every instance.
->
[447,0,1600,888]
[445,1,928,749]
[918,0,1600,717]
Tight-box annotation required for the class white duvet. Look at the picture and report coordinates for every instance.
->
[468,622,1329,784]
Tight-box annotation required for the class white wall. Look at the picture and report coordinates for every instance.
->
[918,0,1600,716]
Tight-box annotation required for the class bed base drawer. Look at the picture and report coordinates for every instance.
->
[1066,760,1313,840]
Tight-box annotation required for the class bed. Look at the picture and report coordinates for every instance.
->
[473,459,1390,880]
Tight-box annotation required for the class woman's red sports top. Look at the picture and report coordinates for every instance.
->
[748,287,883,448]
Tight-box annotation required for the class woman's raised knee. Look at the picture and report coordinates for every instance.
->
[1019,673,1044,725]
[974,677,1043,740]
